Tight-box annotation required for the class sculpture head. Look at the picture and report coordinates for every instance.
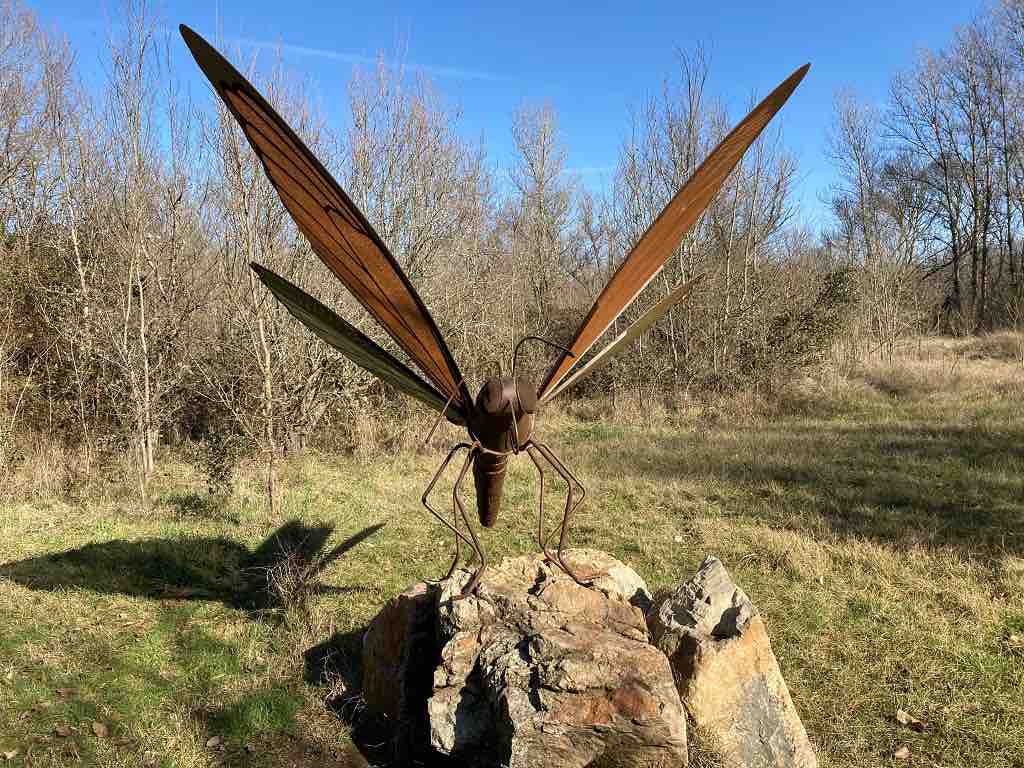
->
[472,376,537,453]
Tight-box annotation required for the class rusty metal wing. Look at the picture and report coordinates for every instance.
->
[180,25,472,414]
[251,264,464,420]
[541,275,704,403]
[537,63,810,400]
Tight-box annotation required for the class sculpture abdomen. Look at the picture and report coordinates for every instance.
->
[472,451,508,527]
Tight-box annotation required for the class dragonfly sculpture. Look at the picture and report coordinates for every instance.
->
[181,25,808,597]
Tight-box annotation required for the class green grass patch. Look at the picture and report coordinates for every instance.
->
[2,348,1023,766]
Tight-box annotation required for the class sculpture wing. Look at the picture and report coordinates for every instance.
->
[538,64,810,400]
[252,264,464,421]
[541,275,704,403]
[180,25,472,414]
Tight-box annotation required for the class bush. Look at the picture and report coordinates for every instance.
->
[196,429,251,496]
[754,268,858,392]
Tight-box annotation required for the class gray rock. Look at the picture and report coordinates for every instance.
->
[361,549,688,768]
[647,556,818,768]
[649,556,756,645]
[361,580,440,761]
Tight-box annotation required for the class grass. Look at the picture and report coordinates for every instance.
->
[1,338,1023,766]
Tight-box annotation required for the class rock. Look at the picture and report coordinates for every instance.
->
[361,579,441,758]
[648,556,817,768]
[361,549,689,768]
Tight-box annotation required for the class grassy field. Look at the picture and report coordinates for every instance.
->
[1,337,1023,767]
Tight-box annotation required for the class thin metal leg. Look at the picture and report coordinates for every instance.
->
[531,441,590,586]
[526,445,557,563]
[446,448,480,579]
[452,446,487,598]
[422,443,476,582]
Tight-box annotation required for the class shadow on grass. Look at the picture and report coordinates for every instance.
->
[2,598,366,767]
[304,628,387,765]
[579,420,1024,554]
[191,688,373,767]
[0,520,384,613]
[0,517,388,766]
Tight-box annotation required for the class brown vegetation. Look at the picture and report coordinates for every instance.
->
[2,0,1022,506]
[0,0,862,500]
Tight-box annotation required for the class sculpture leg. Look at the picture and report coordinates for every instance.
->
[531,441,590,586]
[452,446,487,598]
[421,443,476,582]
[525,445,558,564]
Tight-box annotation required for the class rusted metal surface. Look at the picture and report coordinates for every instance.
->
[181,24,809,598]
[180,25,472,419]
[472,451,508,528]
[252,264,455,415]
[469,375,535,529]
[538,64,811,401]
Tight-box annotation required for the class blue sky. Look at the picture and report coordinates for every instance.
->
[35,0,983,229]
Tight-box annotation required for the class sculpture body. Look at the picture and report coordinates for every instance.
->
[180,24,809,596]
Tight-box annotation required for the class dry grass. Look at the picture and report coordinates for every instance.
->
[1,335,1022,766]
[960,331,1024,364]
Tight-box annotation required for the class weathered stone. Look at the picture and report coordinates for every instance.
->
[429,550,686,767]
[361,579,440,758]
[648,556,817,768]
[361,549,688,767]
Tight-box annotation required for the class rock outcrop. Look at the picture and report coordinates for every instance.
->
[361,579,439,756]
[361,551,817,768]
[362,550,688,767]
[647,556,817,768]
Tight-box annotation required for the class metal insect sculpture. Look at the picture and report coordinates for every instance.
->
[180,25,809,597]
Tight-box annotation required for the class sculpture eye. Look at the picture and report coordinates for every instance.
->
[477,379,506,415]
[516,379,538,414]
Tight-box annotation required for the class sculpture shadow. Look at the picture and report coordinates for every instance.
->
[0,519,384,613]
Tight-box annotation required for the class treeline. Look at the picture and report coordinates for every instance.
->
[0,0,1018,502]
[827,0,1024,343]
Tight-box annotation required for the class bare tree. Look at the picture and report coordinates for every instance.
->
[887,22,1004,332]
[508,102,577,346]
[196,48,340,512]
[827,92,930,360]
[85,2,211,499]
[611,48,799,397]
[344,60,497,378]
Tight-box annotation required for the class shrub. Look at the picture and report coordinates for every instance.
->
[196,429,251,496]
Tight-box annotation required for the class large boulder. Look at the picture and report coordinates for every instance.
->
[647,556,817,768]
[361,579,440,756]
[362,550,689,767]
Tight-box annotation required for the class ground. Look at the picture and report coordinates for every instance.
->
[1,337,1022,767]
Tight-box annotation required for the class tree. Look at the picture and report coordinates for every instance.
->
[93,3,210,499]
[827,92,930,360]
[611,48,799,396]
[508,102,577,346]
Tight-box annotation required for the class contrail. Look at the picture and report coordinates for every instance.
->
[231,34,510,83]
[72,16,510,83]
